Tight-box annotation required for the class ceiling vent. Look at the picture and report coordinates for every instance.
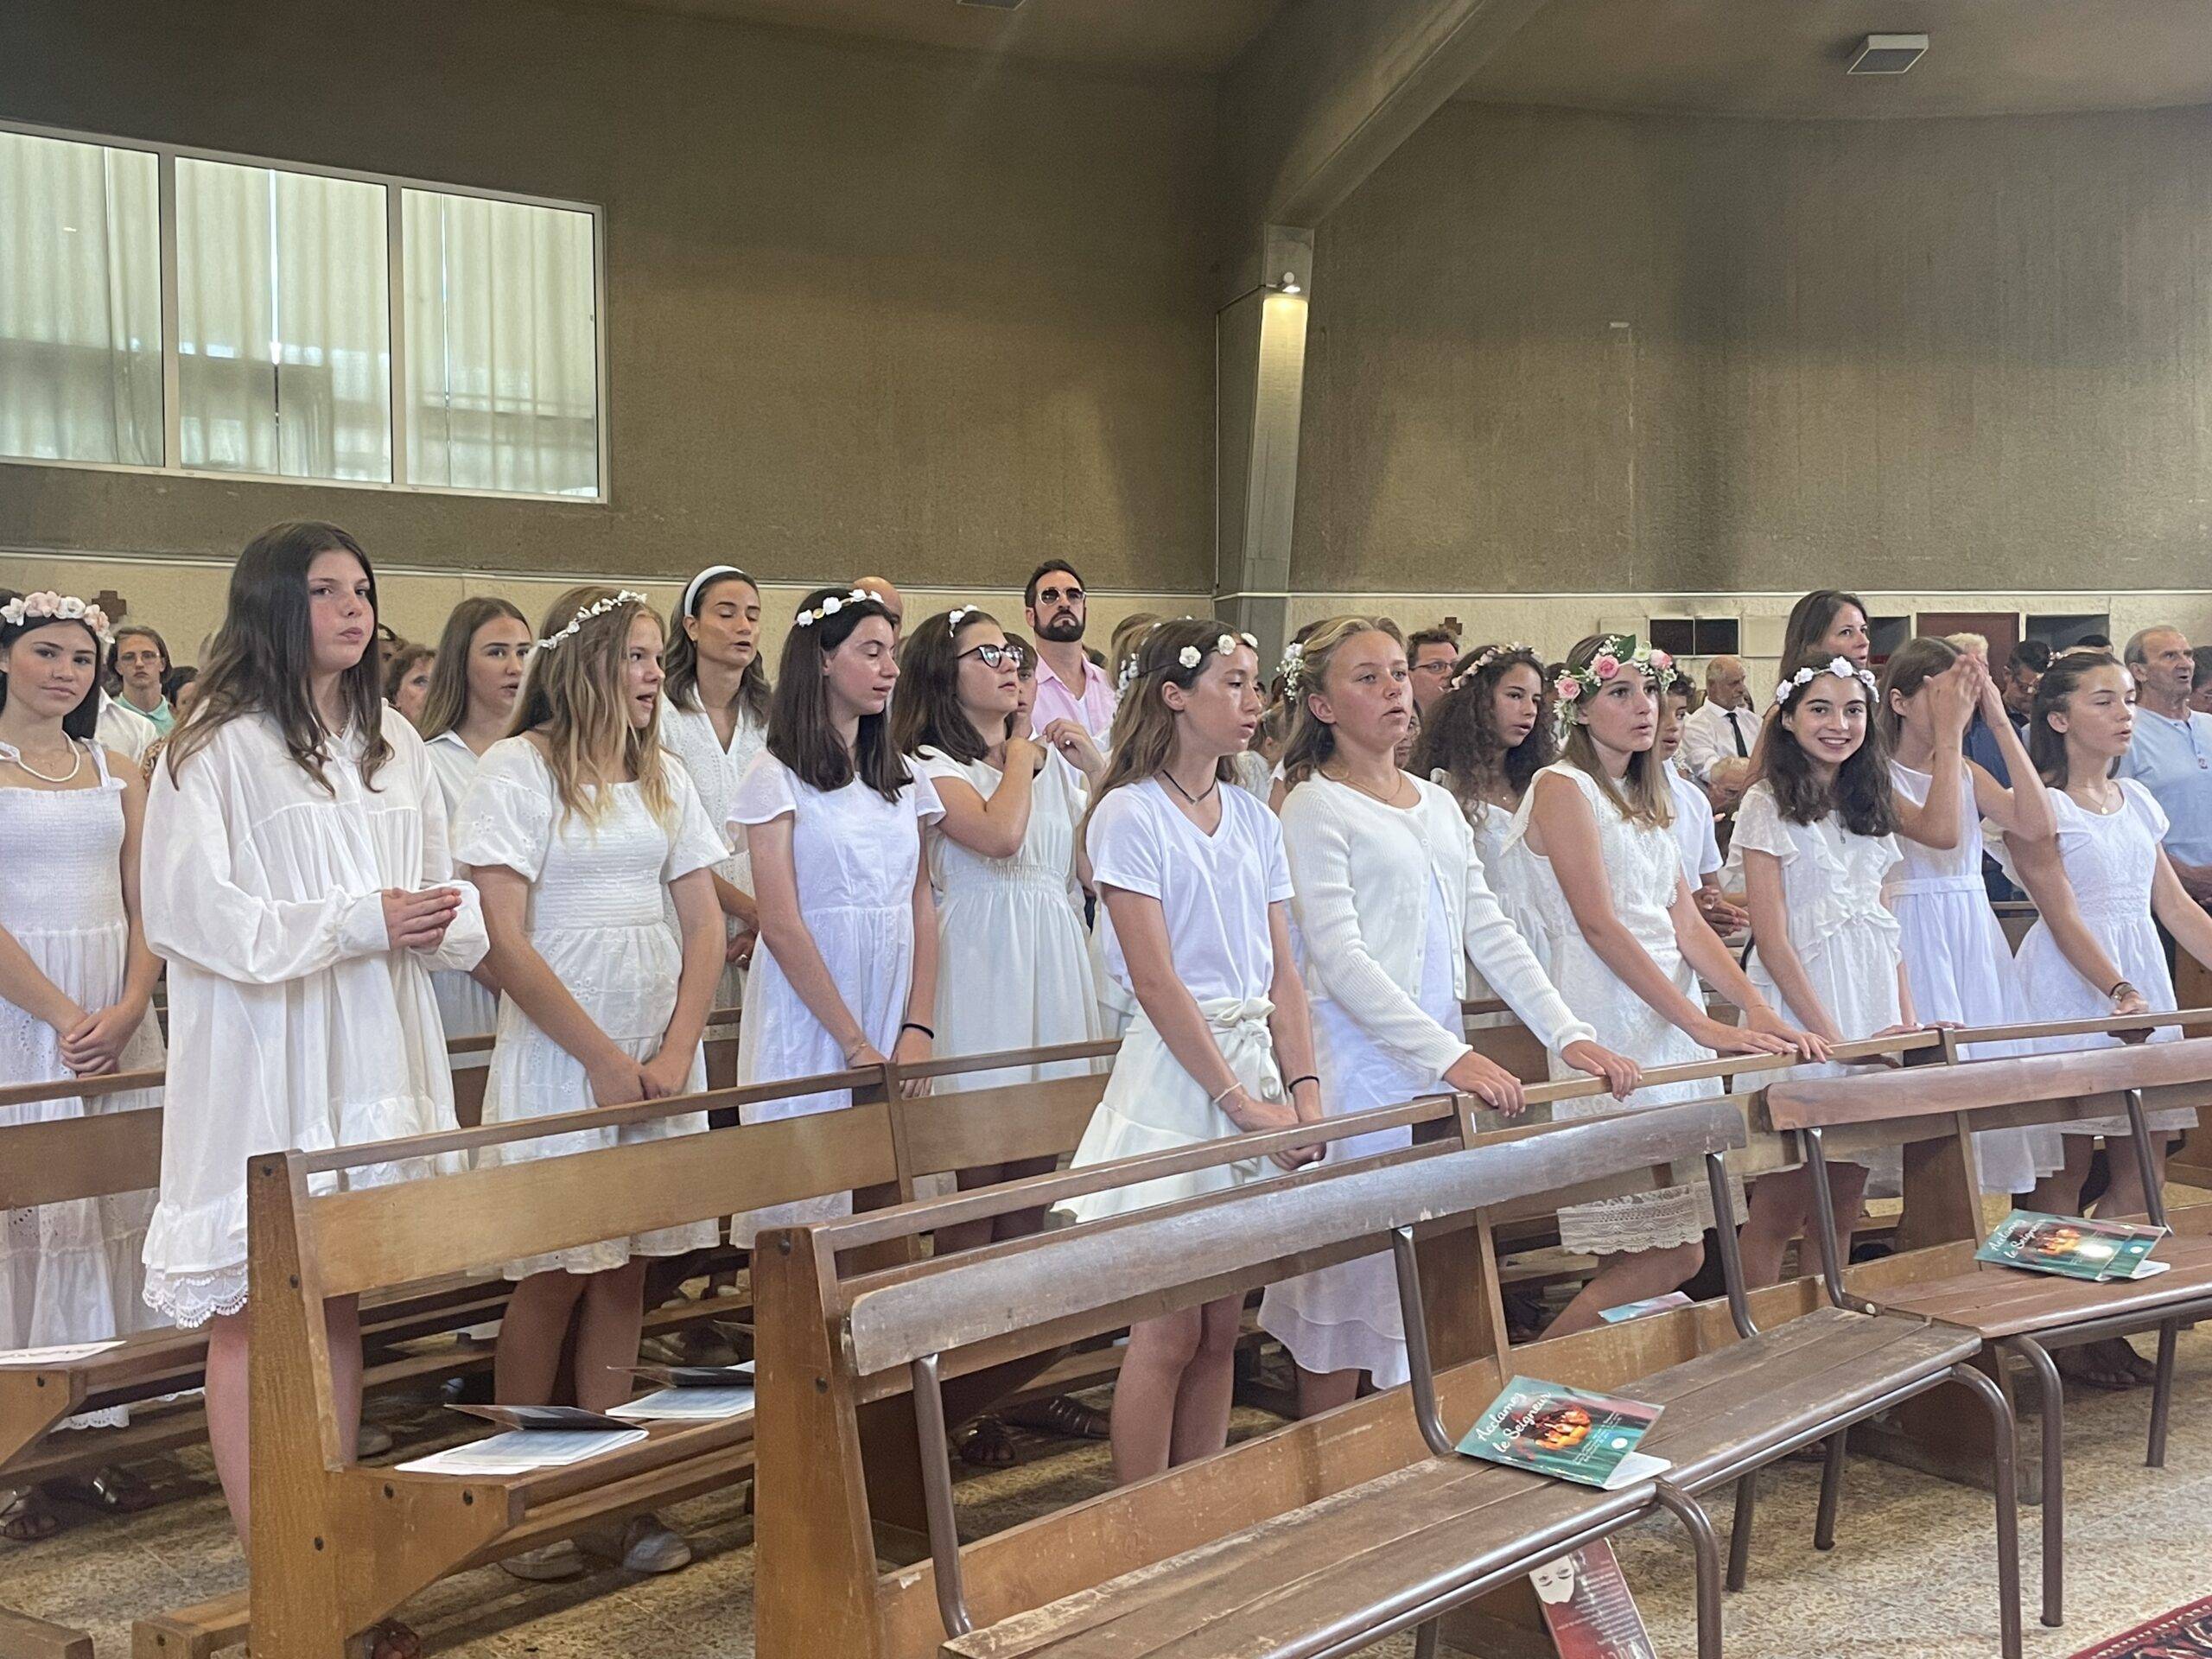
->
[1847,33,1928,74]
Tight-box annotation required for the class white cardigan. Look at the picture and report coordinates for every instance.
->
[1281,774,1597,1079]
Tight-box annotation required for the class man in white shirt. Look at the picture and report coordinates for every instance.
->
[1021,560,1116,741]
[96,690,157,765]
[2119,625,2212,905]
[1680,655,1760,806]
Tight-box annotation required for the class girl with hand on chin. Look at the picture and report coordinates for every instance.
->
[454,588,726,1581]
[142,524,484,1658]
[1259,618,1638,1415]
[730,587,942,1237]
[1501,634,1822,1338]
[1064,620,1325,1481]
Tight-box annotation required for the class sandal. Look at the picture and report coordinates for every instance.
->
[1002,1395,1110,1440]
[957,1414,1019,1469]
[362,1618,422,1659]
[1,1489,59,1541]
[2101,1336,2159,1385]
[50,1465,160,1515]
[2055,1344,2136,1392]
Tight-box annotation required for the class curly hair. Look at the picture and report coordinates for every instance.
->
[1413,643,1555,822]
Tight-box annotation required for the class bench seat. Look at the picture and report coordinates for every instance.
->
[1873,1235,2212,1340]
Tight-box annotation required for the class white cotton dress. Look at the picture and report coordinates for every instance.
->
[454,740,728,1277]
[659,699,768,1013]
[1062,781,1294,1226]
[1885,760,2051,1192]
[1498,764,1737,1255]
[2002,781,2198,1138]
[424,730,499,1065]
[728,753,943,1243]
[1734,783,1905,1187]
[0,741,166,1421]
[1260,777,1597,1387]
[918,747,1100,1092]
[141,709,488,1326]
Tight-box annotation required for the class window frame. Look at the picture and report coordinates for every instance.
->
[0,117,609,504]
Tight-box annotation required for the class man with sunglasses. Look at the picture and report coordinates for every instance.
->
[1022,559,1117,741]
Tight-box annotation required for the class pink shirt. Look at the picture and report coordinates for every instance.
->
[1029,652,1118,741]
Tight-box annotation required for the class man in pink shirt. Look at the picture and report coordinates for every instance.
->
[1022,560,1117,742]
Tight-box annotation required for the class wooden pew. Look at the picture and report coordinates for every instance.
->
[753,1036,2028,1659]
[1765,1027,2212,1630]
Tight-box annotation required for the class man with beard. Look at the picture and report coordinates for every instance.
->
[1022,559,1117,741]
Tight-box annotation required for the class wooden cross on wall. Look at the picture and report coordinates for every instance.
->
[93,589,128,622]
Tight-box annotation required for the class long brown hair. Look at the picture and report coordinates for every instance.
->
[1412,643,1554,820]
[664,567,771,724]
[1874,635,1958,753]
[890,607,1001,764]
[1766,651,1895,836]
[1556,633,1672,830]
[2029,649,2126,786]
[417,596,528,741]
[1084,616,1243,836]
[164,521,392,793]
[766,586,911,802]
[1277,615,1400,789]
[511,586,677,828]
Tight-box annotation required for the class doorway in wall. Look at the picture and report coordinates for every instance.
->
[1915,610,2018,668]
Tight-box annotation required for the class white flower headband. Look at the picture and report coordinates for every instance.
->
[1276,640,1306,696]
[1451,640,1534,690]
[1176,632,1258,671]
[1,590,114,646]
[1773,655,1878,709]
[792,588,874,630]
[533,589,649,655]
[945,604,981,632]
[1551,634,1674,738]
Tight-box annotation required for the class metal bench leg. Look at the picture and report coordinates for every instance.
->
[1412,1619,1440,1659]
[1948,1362,2024,1659]
[1656,1484,1725,1659]
[2148,1319,2178,1470]
[2003,1338,2064,1629]
[1813,1433,1846,1552]
[1725,1472,1756,1592]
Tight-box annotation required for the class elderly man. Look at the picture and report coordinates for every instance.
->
[2119,626,2212,905]
[854,575,904,639]
[1022,559,1116,741]
[1680,656,1758,805]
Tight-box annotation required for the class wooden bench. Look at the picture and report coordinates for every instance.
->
[1765,1023,2212,1631]
[753,1047,2027,1659]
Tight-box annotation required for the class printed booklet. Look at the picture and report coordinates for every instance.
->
[1457,1377,1669,1491]
[1975,1211,2168,1281]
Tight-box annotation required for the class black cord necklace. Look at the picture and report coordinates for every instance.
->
[1162,767,1220,808]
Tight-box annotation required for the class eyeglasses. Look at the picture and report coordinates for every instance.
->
[1034,585,1084,607]
[960,644,1025,670]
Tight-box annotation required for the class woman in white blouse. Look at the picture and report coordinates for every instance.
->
[142,524,486,1644]
[1260,618,1638,1414]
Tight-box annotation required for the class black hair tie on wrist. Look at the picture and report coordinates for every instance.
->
[901,1021,936,1040]
[1286,1074,1320,1092]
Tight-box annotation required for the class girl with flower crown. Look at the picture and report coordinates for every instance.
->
[0,588,167,1541]
[1065,617,1325,1480]
[1499,633,1821,1336]
[453,585,727,1580]
[1412,641,1556,878]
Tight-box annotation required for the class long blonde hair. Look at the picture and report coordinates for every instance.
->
[1277,614,1402,789]
[1557,633,1673,830]
[1083,616,1243,839]
[512,585,677,828]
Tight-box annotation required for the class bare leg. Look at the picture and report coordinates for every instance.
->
[2094,1135,2165,1223]
[202,1309,251,1541]
[1547,1242,1704,1338]
[1294,1365,1362,1418]
[1166,1297,1244,1466]
[1109,1306,1203,1483]
[2024,1138,2095,1217]
[1738,1168,1816,1288]
[931,1164,1009,1259]
[573,1260,650,1414]
[494,1271,588,1405]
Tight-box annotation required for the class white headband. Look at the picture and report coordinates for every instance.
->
[682,564,753,618]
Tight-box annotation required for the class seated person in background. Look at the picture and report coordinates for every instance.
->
[1659,670,1747,935]
[1681,654,1758,814]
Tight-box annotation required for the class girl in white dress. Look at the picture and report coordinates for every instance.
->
[1878,638,2059,1195]
[1499,633,1820,1337]
[659,566,772,1026]
[730,587,942,1241]
[1734,654,1925,1286]
[143,524,485,1624]
[1412,641,1554,880]
[0,591,166,1540]
[2002,652,2212,1227]
[415,596,531,1061]
[1258,619,1639,1415]
[1065,619,1325,1482]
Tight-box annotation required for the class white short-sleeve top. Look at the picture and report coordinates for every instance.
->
[728,751,944,913]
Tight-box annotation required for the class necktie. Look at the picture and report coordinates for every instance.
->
[1732,711,1749,758]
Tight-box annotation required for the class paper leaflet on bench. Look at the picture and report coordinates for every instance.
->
[1975,1210,2171,1281]
[1458,1376,1669,1491]
[609,1360,756,1421]
[0,1341,124,1367]
[395,1404,646,1476]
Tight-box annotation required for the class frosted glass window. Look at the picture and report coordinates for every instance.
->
[404,189,598,497]
[175,157,391,481]
[0,130,162,466]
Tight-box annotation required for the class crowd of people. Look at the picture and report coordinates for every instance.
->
[5,527,2211,1638]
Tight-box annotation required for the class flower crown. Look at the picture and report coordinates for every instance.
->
[1451,640,1534,690]
[1551,634,1673,738]
[1175,632,1258,671]
[1,591,114,646]
[1276,639,1306,696]
[1773,655,1878,709]
[533,590,649,654]
[944,604,981,632]
[792,588,875,630]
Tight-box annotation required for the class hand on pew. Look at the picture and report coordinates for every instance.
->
[1698,1008,1826,1063]
[1446,1048,1529,1115]
[1560,1039,1641,1100]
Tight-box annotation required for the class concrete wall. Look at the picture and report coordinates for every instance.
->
[0,0,1219,595]
[1294,100,2212,597]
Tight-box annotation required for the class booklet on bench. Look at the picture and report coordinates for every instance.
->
[1458,1377,1669,1491]
[396,1405,650,1476]
[1975,1210,2170,1281]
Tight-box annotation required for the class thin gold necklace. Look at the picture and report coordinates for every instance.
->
[1323,764,1406,807]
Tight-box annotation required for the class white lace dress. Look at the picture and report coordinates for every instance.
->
[1498,764,1736,1255]
[2001,782,2199,1138]
[0,741,165,1422]
[424,732,499,1066]
[658,700,768,1013]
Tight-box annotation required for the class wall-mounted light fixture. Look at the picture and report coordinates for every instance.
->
[1847,33,1928,74]
[1274,270,1302,295]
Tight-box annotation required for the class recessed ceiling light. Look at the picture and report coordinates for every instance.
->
[1848,33,1928,74]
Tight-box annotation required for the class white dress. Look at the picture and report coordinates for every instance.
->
[1885,760,2051,1192]
[454,740,728,1277]
[424,731,499,1065]
[2003,782,2199,1138]
[1260,778,1597,1386]
[141,709,488,1326]
[1063,781,1294,1225]
[918,747,1100,1092]
[1734,783,1905,1185]
[728,753,944,1242]
[659,699,768,1013]
[1498,764,1734,1256]
[0,741,165,1423]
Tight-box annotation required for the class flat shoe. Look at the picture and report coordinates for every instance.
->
[499,1538,585,1581]
[356,1422,395,1459]
[616,1515,692,1574]
[1002,1395,1109,1440]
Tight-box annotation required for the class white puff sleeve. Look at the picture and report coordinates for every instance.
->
[663,763,732,885]
[1730,782,1796,862]
[452,739,556,881]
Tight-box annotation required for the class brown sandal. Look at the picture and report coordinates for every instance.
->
[2055,1343,2136,1392]
[957,1414,1019,1469]
[1002,1395,1110,1440]
[362,1619,422,1659]
[1,1490,59,1541]
[50,1465,160,1515]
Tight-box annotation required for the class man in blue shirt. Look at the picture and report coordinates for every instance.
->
[2118,626,2212,906]
[1963,639,2047,790]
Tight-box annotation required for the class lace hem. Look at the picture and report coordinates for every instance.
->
[142,1263,248,1330]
